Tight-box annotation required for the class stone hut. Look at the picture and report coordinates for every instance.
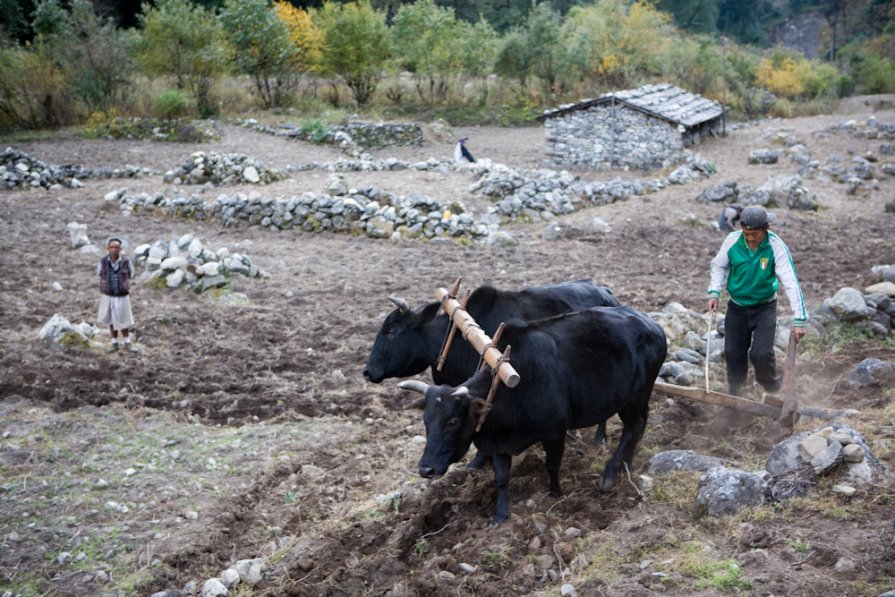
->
[537,83,725,170]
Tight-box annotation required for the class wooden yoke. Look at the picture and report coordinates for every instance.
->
[435,287,520,388]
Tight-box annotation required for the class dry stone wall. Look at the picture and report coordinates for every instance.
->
[544,105,684,170]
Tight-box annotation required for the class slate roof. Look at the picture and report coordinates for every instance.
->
[537,83,724,128]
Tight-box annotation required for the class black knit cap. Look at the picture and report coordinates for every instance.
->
[740,206,775,229]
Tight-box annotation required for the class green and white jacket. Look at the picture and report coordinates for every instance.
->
[707,230,808,327]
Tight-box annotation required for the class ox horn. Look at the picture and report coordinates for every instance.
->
[398,380,430,394]
[388,295,410,313]
[451,386,470,398]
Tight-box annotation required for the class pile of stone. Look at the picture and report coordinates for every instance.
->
[697,180,739,204]
[469,154,713,222]
[812,277,895,337]
[1,147,152,190]
[798,154,883,195]
[765,425,879,496]
[133,234,268,294]
[649,302,723,386]
[819,117,895,141]
[38,314,100,348]
[163,152,286,186]
[697,175,819,210]
[105,186,494,242]
[740,174,819,211]
[151,557,266,597]
[643,424,880,519]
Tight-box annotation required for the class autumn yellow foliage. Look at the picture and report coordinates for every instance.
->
[274,1,324,73]
[755,57,806,98]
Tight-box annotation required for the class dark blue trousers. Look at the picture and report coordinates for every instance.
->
[724,299,781,394]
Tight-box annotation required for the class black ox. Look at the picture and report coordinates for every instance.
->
[363,280,620,446]
[399,306,667,524]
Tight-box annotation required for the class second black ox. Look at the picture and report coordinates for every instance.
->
[364,279,620,446]
[399,305,667,525]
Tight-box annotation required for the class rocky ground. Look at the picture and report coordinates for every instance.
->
[1,96,895,597]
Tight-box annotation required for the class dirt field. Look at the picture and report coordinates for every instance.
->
[1,97,895,597]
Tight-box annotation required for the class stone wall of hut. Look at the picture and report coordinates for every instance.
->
[543,103,685,170]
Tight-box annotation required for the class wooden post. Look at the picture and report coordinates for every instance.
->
[438,278,462,315]
[436,288,470,372]
[476,345,511,432]
[480,322,505,371]
[435,287,520,388]
[777,334,800,431]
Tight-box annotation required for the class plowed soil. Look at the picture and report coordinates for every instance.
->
[1,97,894,597]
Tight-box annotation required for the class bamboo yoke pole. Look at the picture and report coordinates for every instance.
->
[435,287,521,388]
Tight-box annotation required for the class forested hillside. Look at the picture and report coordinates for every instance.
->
[0,0,892,132]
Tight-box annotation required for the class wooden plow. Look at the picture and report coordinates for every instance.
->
[432,279,843,435]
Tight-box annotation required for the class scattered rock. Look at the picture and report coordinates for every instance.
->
[695,467,769,517]
[648,450,726,474]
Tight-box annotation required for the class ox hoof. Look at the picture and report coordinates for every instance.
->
[597,475,617,492]
[489,514,508,527]
[591,435,608,446]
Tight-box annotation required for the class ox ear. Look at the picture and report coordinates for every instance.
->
[415,301,441,324]
[398,380,429,410]
[403,397,426,410]
[388,295,410,314]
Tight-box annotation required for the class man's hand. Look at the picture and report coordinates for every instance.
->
[707,298,719,313]
[791,327,807,343]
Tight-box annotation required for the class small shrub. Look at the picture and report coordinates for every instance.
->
[769,98,794,118]
[788,539,810,553]
[153,90,189,119]
[299,118,330,143]
[497,96,540,127]
[82,109,140,139]
[414,539,429,557]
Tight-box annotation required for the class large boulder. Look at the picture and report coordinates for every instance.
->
[825,287,877,321]
[847,358,895,388]
[695,467,769,517]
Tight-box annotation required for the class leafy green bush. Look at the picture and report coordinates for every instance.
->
[299,118,330,143]
[769,98,794,118]
[154,90,189,119]
[497,96,540,126]
[852,55,895,94]
[0,42,78,130]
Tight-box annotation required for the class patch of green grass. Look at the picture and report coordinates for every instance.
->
[800,320,895,357]
[414,539,429,557]
[788,539,811,553]
[480,547,511,572]
[679,555,754,591]
[648,471,702,509]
